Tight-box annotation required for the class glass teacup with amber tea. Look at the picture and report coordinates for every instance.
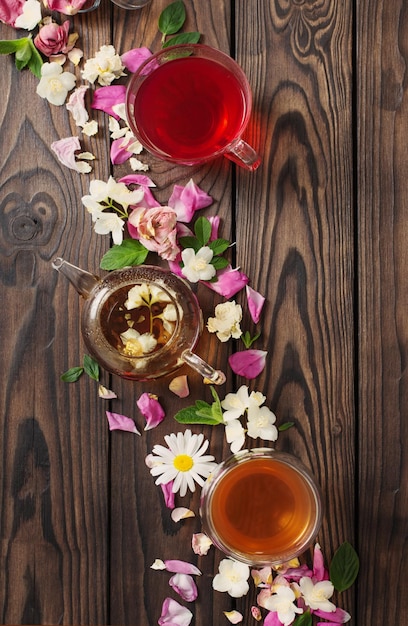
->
[52,259,225,384]
[200,448,322,566]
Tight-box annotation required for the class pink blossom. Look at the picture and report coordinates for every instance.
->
[137,392,165,430]
[168,179,212,222]
[169,573,198,602]
[0,0,25,26]
[91,85,126,119]
[228,349,267,379]
[160,481,175,509]
[45,0,87,15]
[158,597,193,626]
[203,266,249,298]
[34,21,73,56]
[128,206,180,261]
[246,285,265,323]
[121,46,153,72]
[106,411,141,434]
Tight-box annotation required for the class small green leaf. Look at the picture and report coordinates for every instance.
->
[61,366,84,382]
[83,354,100,381]
[209,386,224,423]
[15,40,32,67]
[174,405,221,425]
[158,0,186,36]
[278,421,295,432]
[293,611,312,626]
[162,32,201,48]
[100,239,149,270]
[211,256,229,270]
[0,39,24,54]
[241,330,260,348]
[208,238,230,256]
[194,217,212,246]
[329,541,359,592]
[27,44,43,78]
[178,236,201,252]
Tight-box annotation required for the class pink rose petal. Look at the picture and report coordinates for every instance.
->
[106,411,141,434]
[246,285,266,324]
[171,507,195,522]
[121,46,153,72]
[228,349,267,379]
[313,543,330,581]
[169,573,198,602]
[169,375,190,398]
[46,0,87,15]
[91,85,126,119]
[158,597,193,626]
[137,392,165,430]
[251,606,262,621]
[224,610,243,624]
[168,179,212,223]
[314,608,351,623]
[66,85,89,126]
[110,137,133,165]
[164,560,201,576]
[208,215,220,240]
[0,0,25,27]
[264,611,283,626]
[51,136,83,172]
[161,481,175,509]
[119,174,156,188]
[192,533,213,556]
[203,266,249,298]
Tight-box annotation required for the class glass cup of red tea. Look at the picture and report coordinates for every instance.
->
[200,448,323,566]
[125,44,261,170]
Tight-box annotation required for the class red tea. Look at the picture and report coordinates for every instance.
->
[208,457,319,561]
[131,56,247,162]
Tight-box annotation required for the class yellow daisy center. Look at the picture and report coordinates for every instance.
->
[173,454,194,472]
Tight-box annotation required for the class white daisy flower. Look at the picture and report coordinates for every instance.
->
[148,430,217,497]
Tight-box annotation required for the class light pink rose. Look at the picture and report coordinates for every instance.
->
[128,206,180,261]
[45,0,87,15]
[0,0,25,27]
[34,21,73,56]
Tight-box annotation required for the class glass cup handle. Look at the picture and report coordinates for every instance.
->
[225,139,261,171]
[181,350,226,385]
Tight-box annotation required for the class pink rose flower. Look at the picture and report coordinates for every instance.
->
[128,206,180,261]
[34,21,73,57]
[0,0,25,27]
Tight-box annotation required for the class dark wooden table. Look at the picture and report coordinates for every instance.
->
[0,0,407,624]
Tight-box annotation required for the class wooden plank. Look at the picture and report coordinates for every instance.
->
[0,5,111,623]
[357,1,408,624]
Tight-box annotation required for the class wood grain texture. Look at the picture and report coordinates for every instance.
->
[357,1,408,623]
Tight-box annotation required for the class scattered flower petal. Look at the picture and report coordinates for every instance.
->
[105,411,141,434]
[51,136,89,173]
[192,532,213,556]
[158,597,193,626]
[228,349,267,379]
[224,610,243,624]
[251,606,263,621]
[137,392,165,430]
[168,178,212,222]
[98,384,117,399]
[14,0,41,29]
[151,559,166,571]
[161,481,175,509]
[169,573,198,602]
[91,85,127,118]
[68,47,83,65]
[46,0,87,15]
[66,85,89,126]
[121,46,153,72]
[314,607,351,623]
[313,543,330,582]
[169,375,190,398]
[203,266,249,298]
[163,559,202,576]
[130,157,149,171]
[0,0,25,27]
[171,507,195,522]
[246,285,265,323]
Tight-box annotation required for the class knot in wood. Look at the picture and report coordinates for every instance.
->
[11,215,41,241]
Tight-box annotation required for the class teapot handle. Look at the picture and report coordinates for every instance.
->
[181,350,226,385]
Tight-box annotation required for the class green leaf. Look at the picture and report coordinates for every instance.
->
[211,256,229,270]
[27,44,43,78]
[83,354,100,381]
[162,32,201,48]
[194,217,211,246]
[174,404,222,425]
[178,236,201,252]
[0,39,24,54]
[209,386,224,423]
[329,541,359,592]
[15,40,32,68]
[100,239,149,270]
[241,330,260,348]
[61,366,84,382]
[159,0,186,36]
[293,611,312,626]
[278,421,295,432]
[208,238,230,256]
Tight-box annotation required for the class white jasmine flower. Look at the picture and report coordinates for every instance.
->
[124,283,171,310]
[148,430,217,497]
[81,120,98,136]
[224,419,246,453]
[212,558,250,598]
[82,176,143,211]
[120,328,157,356]
[263,585,303,626]
[82,44,126,86]
[207,300,242,342]
[92,211,125,245]
[298,576,337,613]
[181,246,216,283]
[15,0,41,30]
[36,62,76,106]
[246,405,278,442]
[221,385,252,421]
[130,157,149,172]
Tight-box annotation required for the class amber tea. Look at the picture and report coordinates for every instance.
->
[200,449,322,566]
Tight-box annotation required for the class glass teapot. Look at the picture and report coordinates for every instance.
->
[52,258,226,384]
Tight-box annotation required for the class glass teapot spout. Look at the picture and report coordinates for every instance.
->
[52,257,100,299]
